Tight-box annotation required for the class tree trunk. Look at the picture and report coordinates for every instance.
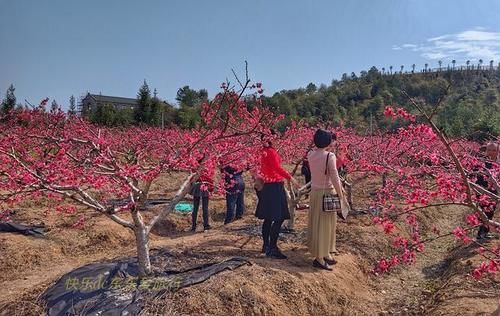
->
[345,181,353,208]
[131,209,152,277]
[147,172,198,234]
[135,224,151,277]
[284,185,296,230]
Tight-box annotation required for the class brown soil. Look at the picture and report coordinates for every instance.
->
[0,174,498,315]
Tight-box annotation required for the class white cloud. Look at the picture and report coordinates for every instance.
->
[428,35,449,42]
[394,28,500,62]
[456,30,500,41]
[422,51,449,60]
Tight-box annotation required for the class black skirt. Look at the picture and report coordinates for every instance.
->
[255,182,290,221]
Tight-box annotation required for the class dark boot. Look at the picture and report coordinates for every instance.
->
[261,241,269,253]
[267,219,285,258]
[266,247,287,259]
[261,220,271,253]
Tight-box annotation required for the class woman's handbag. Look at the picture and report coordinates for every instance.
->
[322,153,349,219]
[322,192,342,213]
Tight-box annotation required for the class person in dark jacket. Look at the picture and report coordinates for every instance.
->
[222,165,246,224]
[336,144,350,179]
[301,158,311,185]
[190,168,214,232]
[255,140,298,259]
[476,142,498,240]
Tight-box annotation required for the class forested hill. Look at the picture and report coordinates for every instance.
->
[264,66,500,139]
[61,66,500,139]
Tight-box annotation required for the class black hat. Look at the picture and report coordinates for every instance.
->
[314,129,332,148]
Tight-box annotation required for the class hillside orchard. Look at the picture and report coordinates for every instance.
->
[0,83,498,279]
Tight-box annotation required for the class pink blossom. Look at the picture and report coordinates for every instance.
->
[465,213,480,226]
[382,220,395,235]
[383,106,395,117]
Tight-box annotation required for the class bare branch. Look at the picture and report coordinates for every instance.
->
[231,68,245,90]
[469,182,500,201]
[146,172,198,234]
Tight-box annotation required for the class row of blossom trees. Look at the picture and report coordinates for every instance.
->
[0,74,285,276]
[341,101,499,278]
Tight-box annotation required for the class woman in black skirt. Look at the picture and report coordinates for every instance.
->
[255,140,298,259]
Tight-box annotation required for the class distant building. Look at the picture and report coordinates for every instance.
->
[79,93,138,115]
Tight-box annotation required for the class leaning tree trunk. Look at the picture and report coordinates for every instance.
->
[344,180,353,208]
[284,184,296,230]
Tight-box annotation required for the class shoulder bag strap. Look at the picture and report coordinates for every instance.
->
[325,152,330,176]
[323,152,330,197]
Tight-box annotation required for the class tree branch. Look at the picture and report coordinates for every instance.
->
[146,172,198,234]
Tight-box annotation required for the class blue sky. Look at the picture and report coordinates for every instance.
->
[1,0,500,110]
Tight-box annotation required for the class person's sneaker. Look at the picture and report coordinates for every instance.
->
[190,226,196,232]
[266,247,287,259]
[313,259,332,271]
[323,257,337,265]
[203,225,212,231]
[477,233,492,241]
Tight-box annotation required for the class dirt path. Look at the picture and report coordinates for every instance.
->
[1,199,498,315]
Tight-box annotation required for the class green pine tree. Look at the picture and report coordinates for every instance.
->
[68,95,77,115]
[1,84,16,113]
[51,100,59,112]
[135,80,152,124]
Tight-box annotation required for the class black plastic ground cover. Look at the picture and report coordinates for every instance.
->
[0,222,45,237]
[41,251,250,316]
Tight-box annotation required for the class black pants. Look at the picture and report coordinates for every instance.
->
[192,196,209,228]
[224,191,245,224]
[477,207,495,238]
[262,218,285,249]
[304,173,311,185]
